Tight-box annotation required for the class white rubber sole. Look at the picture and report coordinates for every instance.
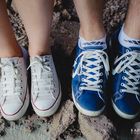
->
[72,90,105,116]
[112,100,138,120]
[1,89,30,121]
[32,88,62,117]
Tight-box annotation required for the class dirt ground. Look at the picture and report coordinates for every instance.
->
[1,0,139,140]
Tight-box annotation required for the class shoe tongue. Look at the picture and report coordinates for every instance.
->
[31,55,52,63]
[42,55,52,62]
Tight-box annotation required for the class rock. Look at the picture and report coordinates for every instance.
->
[8,6,28,48]
[62,9,71,20]
[0,118,6,136]
[79,113,117,140]
[103,0,128,33]
[49,100,76,140]
[51,21,79,55]
[52,12,61,28]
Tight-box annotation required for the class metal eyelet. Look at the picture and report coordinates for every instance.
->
[100,72,103,76]
[79,87,82,91]
[82,78,84,81]
[100,79,103,83]
[120,89,122,93]
[122,76,125,80]
[121,83,124,86]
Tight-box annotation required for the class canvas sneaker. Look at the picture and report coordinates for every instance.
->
[72,39,110,116]
[0,47,29,121]
[29,55,61,117]
[112,31,140,119]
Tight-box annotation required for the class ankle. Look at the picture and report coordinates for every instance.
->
[0,45,22,57]
[29,47,51,57]
[79,24,106,41]
[124,24,140,39]
[119,25,140,47]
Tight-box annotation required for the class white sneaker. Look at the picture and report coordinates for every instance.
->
[0,48,29,121]
[29,55,61,117]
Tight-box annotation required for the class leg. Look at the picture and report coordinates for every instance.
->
[0,0,22,57]
[112,0,140,119]
[74,0,106,40]
[13,0,61,117]
[0,0,29,121]
[124,0,140,39]
[72,0,109,117]
[13,0,54,56]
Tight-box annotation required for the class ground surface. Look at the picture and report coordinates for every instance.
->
[0,0,139,140]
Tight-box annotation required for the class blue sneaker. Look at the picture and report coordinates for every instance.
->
[72,39,110,116]
[112,31,140,119]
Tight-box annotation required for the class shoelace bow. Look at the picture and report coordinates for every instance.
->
[27,56,56,99]
[113,51,140,95]
[0,61,23,96]
[73,50,110,93]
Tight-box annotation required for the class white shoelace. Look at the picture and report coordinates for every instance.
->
[28,56,56,99]
[0,61,23,97]
[113,51,140,95]
[73,50,110,93]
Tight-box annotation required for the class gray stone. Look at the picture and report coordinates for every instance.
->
[78,113,117,140]
[49,100,76,140]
